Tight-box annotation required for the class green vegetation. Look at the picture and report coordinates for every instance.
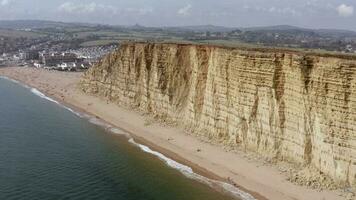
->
[1,20,355,56]
[80,39,119,47]
[0,29,45,38]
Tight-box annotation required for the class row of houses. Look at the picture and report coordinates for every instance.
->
[41,52,84,66]
[19,51,91,71]
[34,61,89,71]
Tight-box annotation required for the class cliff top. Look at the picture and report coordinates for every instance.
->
[122,41,356,60]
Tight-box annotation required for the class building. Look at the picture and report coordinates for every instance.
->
[346,44,353,53]
[59,62,77,70]
[33,62,43,68]
[19,50,39,60]
[57,61,90,71]
[41,52,83,67]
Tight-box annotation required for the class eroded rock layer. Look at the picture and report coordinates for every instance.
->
[81,42,356,187]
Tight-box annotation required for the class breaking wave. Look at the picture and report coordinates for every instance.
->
[128,138,256,200]
[30,88,59,104]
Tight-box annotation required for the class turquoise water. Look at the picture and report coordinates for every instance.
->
[0,78,242,200]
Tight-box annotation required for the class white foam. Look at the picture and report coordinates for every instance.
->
[0,76,83,117]
[109,128,130,137]
[30,88,59,104]
[128,138,256,200]
[129,138,194,173]
[29,88,84,117]
[88,117,131,137]
[24,83,131,136]
[89,117,109,127]
[0,76,24,87]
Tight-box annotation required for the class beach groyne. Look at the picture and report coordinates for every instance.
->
[81,42,356,188]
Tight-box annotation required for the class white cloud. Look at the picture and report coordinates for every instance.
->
[252,6,300,16]
[177,4,192,16]
[58,2,117,14]
[269,7,276,13]
[125,7,153,15]
[57,2,153,17]
[337,4,354,17]
[1,0,11,6]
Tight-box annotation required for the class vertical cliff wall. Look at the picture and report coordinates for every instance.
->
[80,42,356,187]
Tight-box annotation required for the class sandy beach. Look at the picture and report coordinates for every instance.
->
[0,66,347,200]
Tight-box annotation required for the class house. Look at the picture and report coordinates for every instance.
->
[33,62,43,68]
[59,62,77,71]
[41,52,83,67]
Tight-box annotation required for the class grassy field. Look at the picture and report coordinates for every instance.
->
[80,39,119,47]
[0,29,45,38]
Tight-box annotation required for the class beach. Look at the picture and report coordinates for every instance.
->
[0,66,346,200]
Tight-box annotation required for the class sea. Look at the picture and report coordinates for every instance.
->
[0,77,255,200]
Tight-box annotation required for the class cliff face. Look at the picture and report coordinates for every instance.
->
[81,42,356,187]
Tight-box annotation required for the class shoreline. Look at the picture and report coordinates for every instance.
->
[52,92,262,200]
[0,71,260,200]
[0,67,346,200]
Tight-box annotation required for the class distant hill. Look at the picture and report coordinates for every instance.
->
[0,20,98,30]
[165,25,236,33]
[1,20,356,37]
[314,29,356,38]
[0,20,355,53]
[242,25,356,38]
[243,25,307,31]
[111,24,237,33]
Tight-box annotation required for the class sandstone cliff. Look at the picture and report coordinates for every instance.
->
[80,42,356,188]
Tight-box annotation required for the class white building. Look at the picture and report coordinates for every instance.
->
[59,62,76,70]
[34,62,43,68]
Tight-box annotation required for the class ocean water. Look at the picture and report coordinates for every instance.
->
[0,77,252,200]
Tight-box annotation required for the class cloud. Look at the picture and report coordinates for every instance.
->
[337,4,354,17]
[125,7,153,15]
[58,2,117,14]
[1,0,11,6]
[57,2,153,17]
[177,4,192,16]
[247,6,300,16]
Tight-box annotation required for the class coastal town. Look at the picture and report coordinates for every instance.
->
[0,45,117,71]
[1,20,356,73]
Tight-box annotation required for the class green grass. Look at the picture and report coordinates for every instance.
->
[80,39,119,47]
[75,31,124,39]
[190,39,355,56]
[0,29,45,38]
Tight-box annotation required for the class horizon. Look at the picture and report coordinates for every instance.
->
[1,19,356,33]
[0,0,355,31]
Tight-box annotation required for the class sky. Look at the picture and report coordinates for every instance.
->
[0,0,355,31]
